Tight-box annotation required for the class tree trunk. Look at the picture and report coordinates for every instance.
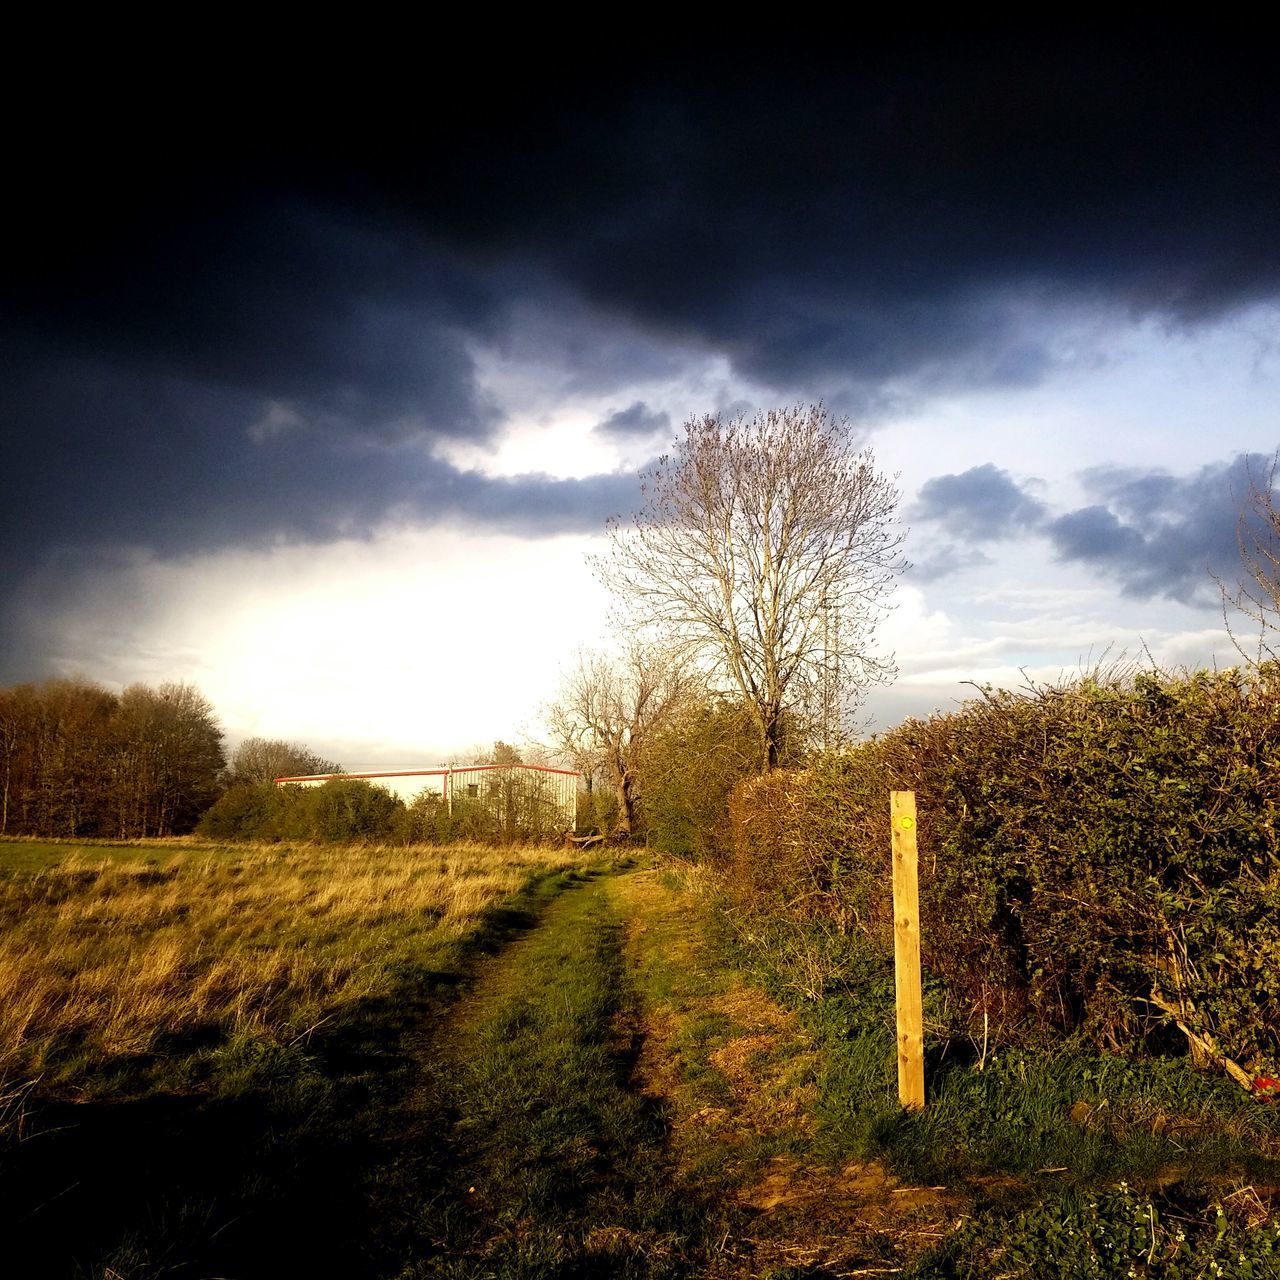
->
[612,773,634,836]
[761,703,783,772]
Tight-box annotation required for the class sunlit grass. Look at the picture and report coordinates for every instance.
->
[0,838,588,1091]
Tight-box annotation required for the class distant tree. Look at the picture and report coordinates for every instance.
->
[634,694,761,860]
[225,736,342,786]
[1221,452,1280,662]
[31,678,118,836]
[546,643,694,837]
[487,740,523,766]
[110,683,225,836]
[0,683,36,835]
[0,676,223,837]
[598,404,905,770]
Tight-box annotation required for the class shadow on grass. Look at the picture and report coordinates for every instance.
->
[2,865,604,1279]
[3,1087,378,1279]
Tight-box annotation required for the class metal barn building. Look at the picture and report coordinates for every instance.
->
[274,763,580,829]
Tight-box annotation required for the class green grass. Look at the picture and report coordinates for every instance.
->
[0,834,246,872]
[704,894,1280,1276]
[910,1182,1280,1279]
[391,880,716,1278]
[0,840,606,1279]
[715,906,1280,1185]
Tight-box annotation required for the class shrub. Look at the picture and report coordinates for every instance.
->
[636,698,760,858]
[398,790,464,844]
[198,779,404,844]
[726,666,1280,1070]
[197,782,286,840]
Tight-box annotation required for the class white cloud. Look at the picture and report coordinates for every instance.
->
[33,527,613,767]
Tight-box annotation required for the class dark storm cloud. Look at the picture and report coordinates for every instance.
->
[0,345,636,560]
[913,465,1048,540]
[11,35,1279,406]
[374,35,1279,392]
[9,200,501,443]
[3,32,1279,673]
[594,401,671,441]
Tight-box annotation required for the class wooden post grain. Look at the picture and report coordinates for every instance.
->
[891,790,925,1110]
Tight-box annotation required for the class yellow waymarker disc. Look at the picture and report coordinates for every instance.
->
[900,815,915,831]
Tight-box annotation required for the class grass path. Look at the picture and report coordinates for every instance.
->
[398,863,953,1279]
[610,869,954,1279]
[381,867,711,1277]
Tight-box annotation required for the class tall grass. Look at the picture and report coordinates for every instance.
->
[0,840,586,1092]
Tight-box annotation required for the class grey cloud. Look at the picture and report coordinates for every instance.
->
[1048,506,1149,565]
[595,401,671,441]
[1044,457,1262,602]
[907,545,994,584]
[913,454,1274,604]
[913,465,1048,541]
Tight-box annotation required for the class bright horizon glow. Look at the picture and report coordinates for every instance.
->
[18,307,1279,766]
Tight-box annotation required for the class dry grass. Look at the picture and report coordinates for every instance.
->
[0,840,586,1088]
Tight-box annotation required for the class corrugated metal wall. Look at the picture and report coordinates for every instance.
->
[447,766,578,828]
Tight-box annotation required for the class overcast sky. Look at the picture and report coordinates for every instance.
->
[3,34,1278,766]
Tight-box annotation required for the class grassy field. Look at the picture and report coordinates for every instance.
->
[5,837,1280,1279]
[0,836,603,1278]
[0,837,591,1094]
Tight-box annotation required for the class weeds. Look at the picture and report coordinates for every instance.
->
[912,1181,1280,1279]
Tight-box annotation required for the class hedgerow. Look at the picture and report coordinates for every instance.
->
[725,665,1280,1073]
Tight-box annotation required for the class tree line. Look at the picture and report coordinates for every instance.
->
[0,678,225,838]
[0,675,352,841]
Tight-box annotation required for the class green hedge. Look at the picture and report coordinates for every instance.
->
[198,776,565,846]
[197,778,406,843]
[726,666,1280,1071]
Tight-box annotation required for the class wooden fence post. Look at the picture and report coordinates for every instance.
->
[891,790,925,1110]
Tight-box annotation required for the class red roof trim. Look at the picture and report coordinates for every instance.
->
[446,764,581,777]
[274,764,581,784]
[274,769,449,783]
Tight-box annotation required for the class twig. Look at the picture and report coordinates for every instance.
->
[16,1180,81,1224]
[288,1014,335,1046]
[1143,989,1253,1091]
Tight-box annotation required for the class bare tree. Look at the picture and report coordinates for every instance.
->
[598,404,905,770]
[1221,452,1280,663]
[226,736,342,786]
[546,643,693,836]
